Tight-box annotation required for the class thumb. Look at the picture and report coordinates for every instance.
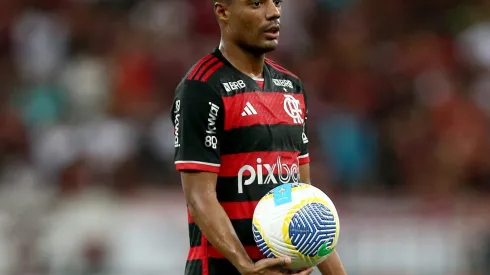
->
[261,256,291,268]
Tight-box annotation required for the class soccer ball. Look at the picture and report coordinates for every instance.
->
[252,183,340,270]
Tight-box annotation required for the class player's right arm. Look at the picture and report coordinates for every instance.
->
[181,171,256,271]
[172,80,293,275]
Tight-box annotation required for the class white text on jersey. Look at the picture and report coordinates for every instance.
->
[205,102,220,149]
[237,157,299,193]
[273,79,294,89]
[223,80,246,92]
[174,100,181,147]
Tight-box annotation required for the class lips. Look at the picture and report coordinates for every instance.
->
[264,25,280,33]
[264,25,280,39]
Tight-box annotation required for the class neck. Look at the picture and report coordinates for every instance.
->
[219,40,265,79]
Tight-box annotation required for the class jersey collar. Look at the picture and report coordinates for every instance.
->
[213,47,272,91]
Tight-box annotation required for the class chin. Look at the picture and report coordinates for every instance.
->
[240,41,278,54]
[261,42,279,53]
[254,42,279,54]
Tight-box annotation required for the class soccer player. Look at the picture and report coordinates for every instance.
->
[171,0,347,275]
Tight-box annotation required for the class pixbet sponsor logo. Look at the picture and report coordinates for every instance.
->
[205,102,220,149]
[237,156,299,193]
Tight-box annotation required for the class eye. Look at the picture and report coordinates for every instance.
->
[252,1,261,7]
[273,0,282,6]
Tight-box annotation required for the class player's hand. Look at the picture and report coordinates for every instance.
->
[290,267,314,275]
[240,256,292,275]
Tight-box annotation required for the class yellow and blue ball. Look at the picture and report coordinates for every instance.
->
[252,183,340,270]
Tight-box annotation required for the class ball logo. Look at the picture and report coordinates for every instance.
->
[237,157,299,193]
[317,241,334,257]
[283,95,303,124]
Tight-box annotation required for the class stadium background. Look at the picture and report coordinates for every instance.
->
[0,0,490,274]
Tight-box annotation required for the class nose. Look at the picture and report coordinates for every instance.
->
[265,1,281,21]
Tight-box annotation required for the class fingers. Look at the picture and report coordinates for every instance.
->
[292,267,314,275]
[258,256,292,269]
[269,256,292,267]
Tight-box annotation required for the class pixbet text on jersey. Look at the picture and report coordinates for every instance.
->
[237,156,300,193]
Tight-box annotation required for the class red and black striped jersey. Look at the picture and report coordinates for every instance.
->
[171,48,309,275]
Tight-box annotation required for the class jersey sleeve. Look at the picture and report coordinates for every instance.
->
[171,81,224,173]
[298,86,310,165]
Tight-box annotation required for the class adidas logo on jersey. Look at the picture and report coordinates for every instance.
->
[223,80,246,92]
[241,102,258,116]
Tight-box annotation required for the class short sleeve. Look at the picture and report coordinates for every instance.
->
[298,86,310,165]
[171,81,224,173]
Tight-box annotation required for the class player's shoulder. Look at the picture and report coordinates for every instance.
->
[264,57,304,92]
[176,50,233,95]
[181,49,238,85]
[183,52,227,83]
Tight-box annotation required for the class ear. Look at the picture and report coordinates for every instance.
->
[214,2,230,23]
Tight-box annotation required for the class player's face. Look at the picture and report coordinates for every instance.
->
[228,0,282,53]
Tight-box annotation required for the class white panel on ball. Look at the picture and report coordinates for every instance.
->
[253,183,340,271]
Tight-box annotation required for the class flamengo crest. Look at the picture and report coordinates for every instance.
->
[283,95,303,124]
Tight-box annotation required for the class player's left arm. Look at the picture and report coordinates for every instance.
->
[299,168,347,275]
[316,251,347,275]
[298,86,347,275]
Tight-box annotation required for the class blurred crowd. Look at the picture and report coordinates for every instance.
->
[1,0,490,274]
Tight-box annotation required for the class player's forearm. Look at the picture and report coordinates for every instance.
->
[186,192,253,272]
[317,250,347,275]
